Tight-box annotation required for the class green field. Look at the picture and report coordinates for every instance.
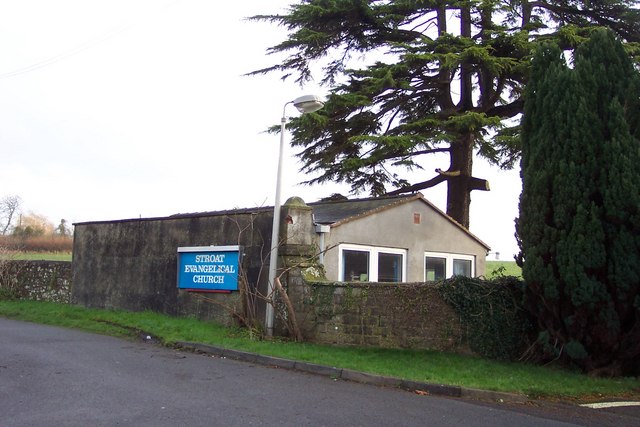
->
[7,252,72,262]
[486,260,522,278]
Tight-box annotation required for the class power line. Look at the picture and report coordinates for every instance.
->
[0,23,132,80]
[0,0,183,80]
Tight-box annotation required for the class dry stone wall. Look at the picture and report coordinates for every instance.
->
[286,270,471,353]
[0,260,72,303]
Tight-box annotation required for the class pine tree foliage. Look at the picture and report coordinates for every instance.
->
[517,29,640,376]
[249,0,640,228]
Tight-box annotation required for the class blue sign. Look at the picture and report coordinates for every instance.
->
[177,246,241,292]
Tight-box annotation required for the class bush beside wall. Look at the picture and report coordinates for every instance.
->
[438,276,533,361]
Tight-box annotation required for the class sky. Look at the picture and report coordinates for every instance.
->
[0,0,522,260]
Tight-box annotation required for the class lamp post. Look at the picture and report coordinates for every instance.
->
[265,94,324,337]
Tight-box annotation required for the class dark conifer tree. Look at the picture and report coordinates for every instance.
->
[518,29,640,376]
[250,1,640,228]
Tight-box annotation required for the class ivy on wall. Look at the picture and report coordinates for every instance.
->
[437,275,534,361]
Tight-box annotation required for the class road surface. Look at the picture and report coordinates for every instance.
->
[0,318,637,426]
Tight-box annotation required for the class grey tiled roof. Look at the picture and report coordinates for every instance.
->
[309,194,418,225]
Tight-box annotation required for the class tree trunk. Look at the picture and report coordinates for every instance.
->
[446,133,474,229]
[274,276,303,342]
[447,7,474,230]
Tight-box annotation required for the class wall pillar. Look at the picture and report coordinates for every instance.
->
[273,197,319,336]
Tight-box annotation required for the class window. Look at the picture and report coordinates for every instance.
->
[425,256,446,281]
[342,249,369,281]
[339,244,407,282]
[453,258,472,277]
[378,252,403,282]
[424,252,475,281]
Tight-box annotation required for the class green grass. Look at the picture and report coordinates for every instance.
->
[8,252,72,261]
[0,300,637,401]
[486,260,522,278]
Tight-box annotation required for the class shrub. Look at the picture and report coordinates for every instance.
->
[438,275,534,361]
[517,30,640,376]
[0,235,72,252]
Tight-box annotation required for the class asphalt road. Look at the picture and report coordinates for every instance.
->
[0,318,636,426]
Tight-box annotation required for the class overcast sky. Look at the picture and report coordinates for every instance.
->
[0,0,522,260]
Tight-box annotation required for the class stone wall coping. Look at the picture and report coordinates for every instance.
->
[6,260,71,265]
[305,280,439,288]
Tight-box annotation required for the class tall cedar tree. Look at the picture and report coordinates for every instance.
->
[249,1,640,228]
[517,29,640,376]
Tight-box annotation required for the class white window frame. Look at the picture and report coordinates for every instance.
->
[424,252,475,280]
[338,244,407,282]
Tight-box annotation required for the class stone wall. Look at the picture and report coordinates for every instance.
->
[0,260,72,303]
[287,271,470,353]
[70,198,475,353]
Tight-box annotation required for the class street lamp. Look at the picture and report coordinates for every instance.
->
[265,94,324,337]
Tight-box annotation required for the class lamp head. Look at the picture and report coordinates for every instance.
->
[292,94,324,114]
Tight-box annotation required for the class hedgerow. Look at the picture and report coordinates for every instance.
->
[0,236,72,252]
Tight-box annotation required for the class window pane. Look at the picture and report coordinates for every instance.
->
[453,259,472,277]
[425,257,446,281]
[343,250,369,281]
[378,252,402,282]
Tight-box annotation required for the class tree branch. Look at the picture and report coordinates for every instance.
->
[386,169,490,195]
[529,1,640,42]
[486,99,525,119]
[410,147,451,157]
[386,172,448,195]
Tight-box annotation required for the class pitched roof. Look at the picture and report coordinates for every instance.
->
[309,193,490,250]
[309,194,420,225]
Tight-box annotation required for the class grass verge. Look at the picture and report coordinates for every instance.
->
[0,300,637,401]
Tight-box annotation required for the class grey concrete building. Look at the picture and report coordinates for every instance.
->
[310,193,489,283]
